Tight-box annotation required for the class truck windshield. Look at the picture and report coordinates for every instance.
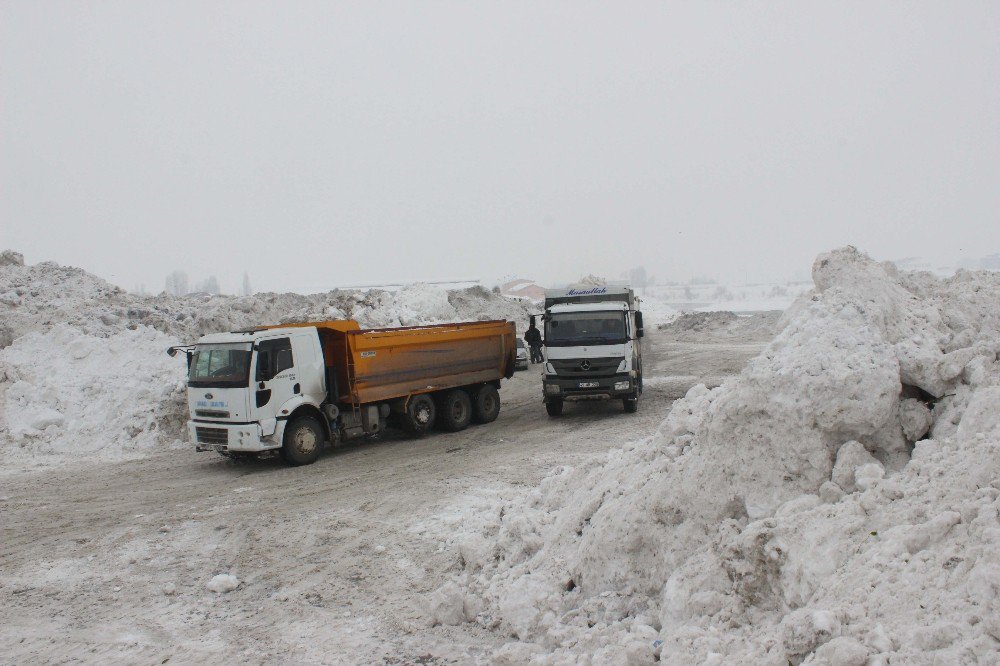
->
[545,311,627,346]
[188,343,252,388]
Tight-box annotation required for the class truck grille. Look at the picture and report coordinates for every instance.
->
[196,410,231,419]
[550,357,621,377]
[195,427,228,445]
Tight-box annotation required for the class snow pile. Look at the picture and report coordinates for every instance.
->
[658,310,781,342]
[0,260,137,343]
[448,247,1000,663]
[573,274,608,287]
[0,253,529,471]
[0,256,529,344]
[0,250,24,267]
[0,325,188,471]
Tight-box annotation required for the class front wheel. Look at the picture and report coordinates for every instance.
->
[281,416,324,466]
[623,394,639,413]
[545,399,563,417]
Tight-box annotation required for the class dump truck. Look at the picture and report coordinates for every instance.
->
[538,286,644,416]
[169,319,517,465]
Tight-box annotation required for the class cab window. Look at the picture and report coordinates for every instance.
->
[256,337,294,381]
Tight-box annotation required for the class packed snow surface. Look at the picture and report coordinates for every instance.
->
[445,247,1000,663]
[0,254,529,472]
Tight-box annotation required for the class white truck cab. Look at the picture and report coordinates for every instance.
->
[179,326,326,457]
[539,286,644,416]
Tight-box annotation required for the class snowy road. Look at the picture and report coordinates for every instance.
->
[0,327,771,664]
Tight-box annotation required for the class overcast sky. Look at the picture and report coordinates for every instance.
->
[2,1,998,293]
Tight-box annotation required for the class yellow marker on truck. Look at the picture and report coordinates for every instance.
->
[169,319,516,465]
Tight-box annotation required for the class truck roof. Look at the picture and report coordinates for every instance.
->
[195,320,361,345]
[544,285,636,309]
[547,301,629,314]
[262,320,360,334]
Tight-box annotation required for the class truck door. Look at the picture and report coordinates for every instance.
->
[251,336,298,433]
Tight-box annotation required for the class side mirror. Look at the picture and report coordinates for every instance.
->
[635,311,645,338]
[167,346,194,368]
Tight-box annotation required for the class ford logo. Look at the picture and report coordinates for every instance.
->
[580,360,591,371]
[205,393,214,399]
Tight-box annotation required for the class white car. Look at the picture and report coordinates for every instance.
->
[515,339,529,370]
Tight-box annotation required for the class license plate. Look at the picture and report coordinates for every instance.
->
[578,381,599,388]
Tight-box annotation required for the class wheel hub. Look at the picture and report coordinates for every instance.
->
[294,427,317,454]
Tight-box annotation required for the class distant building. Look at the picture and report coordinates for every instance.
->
[501,279,545,302]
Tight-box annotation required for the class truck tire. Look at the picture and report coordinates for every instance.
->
[623,394,639,413]
[281,416,324,466]
[545,399,563,417]
[437,390,472,432]
[402,394,436,436]
[471,384,501,424]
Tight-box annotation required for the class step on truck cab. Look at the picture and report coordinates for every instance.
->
[169,319,516,465]
[539,286,644,416]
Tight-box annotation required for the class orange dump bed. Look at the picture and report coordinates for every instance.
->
[312,320,516,405]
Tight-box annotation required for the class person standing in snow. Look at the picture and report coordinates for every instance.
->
[524,321,543,364]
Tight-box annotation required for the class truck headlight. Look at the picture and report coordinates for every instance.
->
[614,380,631,391]
[545,383,561,395]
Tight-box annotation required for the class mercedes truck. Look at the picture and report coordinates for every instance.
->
[538,286,644,416]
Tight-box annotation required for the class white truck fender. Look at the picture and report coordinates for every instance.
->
[276,394,324,421]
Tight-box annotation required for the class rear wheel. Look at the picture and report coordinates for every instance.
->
[402,394,436,436]
[545,399,564,417]
[471,384,501,424]
[281,416,324,466]
[437,390,472,432]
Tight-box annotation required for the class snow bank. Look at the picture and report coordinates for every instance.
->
[0,256,529,344]
[0,253,529,471]
[0,325,188,472]
[448,247,1000,663]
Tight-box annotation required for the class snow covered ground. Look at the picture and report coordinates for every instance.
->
[1,247,997,664]
[0,301,747,664]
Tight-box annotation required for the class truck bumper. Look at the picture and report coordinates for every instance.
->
[543,373,635,401]
[189,420,285,454]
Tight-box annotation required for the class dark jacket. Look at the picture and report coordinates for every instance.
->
[524,327,542,345]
